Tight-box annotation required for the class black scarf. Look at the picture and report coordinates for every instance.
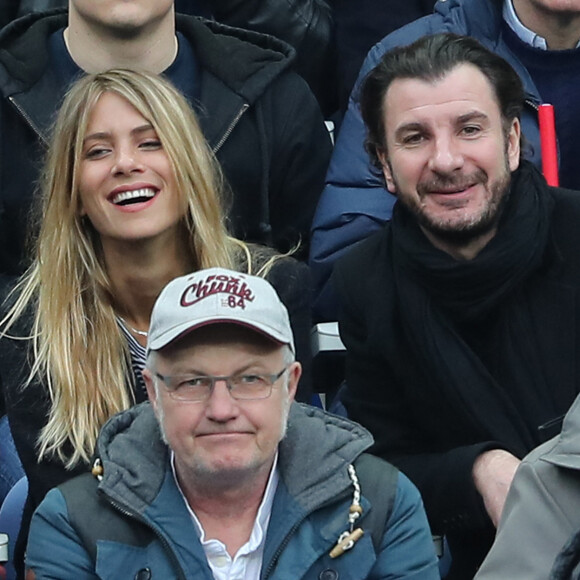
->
[391,162,555,455]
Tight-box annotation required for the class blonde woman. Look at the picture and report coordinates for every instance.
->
[0,69,311,562]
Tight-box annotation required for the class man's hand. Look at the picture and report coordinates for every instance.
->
[472,449,521,527]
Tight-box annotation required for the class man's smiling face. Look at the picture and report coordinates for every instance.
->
[380,63,521,250]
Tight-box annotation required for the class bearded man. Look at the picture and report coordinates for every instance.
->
[333,33,580,579]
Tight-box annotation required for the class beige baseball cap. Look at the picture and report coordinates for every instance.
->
[147,267,294,354]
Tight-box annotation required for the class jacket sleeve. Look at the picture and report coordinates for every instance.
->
[309,42,397,320]
[26,488,99,579]
[207,0,336,115]
[475,450,580,580]
[265,71,333,261]
[371,472,440,579]
[0,274,16,417]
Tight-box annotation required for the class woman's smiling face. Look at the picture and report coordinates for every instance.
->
[78,91,184,245]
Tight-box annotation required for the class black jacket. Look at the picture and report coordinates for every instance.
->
[201,0,336,115]
[0,10,332,273]
[333,164,580,578]
[12,0,337,115]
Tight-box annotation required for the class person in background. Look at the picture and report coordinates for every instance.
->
[0,68,311,577]
[311,0,580,320]
[333,33,580,578]
[0,0,331,275]
[5,0,337,117]
[195,0,336,117]
[25,266,440,579]
[332,0,436,115]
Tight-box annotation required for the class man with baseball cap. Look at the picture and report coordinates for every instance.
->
[24,268,439,579]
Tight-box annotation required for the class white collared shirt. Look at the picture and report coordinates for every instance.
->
[171,452,279,580]
[503,0,580,49]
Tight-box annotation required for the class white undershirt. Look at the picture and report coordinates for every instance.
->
[503,0,580,49]
[171,452,279,580]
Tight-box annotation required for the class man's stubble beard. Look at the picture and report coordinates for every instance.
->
[155,383,293,483]
[390,151,513,246]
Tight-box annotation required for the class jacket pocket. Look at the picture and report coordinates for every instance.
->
[95,540,175,579]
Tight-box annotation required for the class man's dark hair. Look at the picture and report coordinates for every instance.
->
[359,33,525,170]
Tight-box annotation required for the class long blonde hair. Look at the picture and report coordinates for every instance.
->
[1,69,243,467]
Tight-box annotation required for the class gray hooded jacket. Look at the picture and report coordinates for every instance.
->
[476,393,580,579]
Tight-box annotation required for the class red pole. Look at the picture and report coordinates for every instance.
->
[538,104,559,186]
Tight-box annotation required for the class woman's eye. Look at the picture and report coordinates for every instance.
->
[84,147,110,159]
[139,140,162,150]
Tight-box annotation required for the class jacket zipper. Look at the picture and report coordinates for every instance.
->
[8,96,47,145]
[212,103,249,154]
[105,495,188,580]
[262,519,304,579]
[262,491,352,579]
[538,413,565,434]
[526,98,539,113]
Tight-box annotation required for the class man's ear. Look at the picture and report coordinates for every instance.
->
[507,117,521,172]
[378,149,396,193]
[286,361,301,402]
[142,368,159,416]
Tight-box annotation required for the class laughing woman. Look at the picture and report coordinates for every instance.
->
[0,69,311,564]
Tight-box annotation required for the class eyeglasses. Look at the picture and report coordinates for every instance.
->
[154,367,288,402]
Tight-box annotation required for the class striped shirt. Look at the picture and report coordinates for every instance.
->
[117,318,148,402]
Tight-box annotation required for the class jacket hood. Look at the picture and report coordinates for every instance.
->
[280,403,374,510]
[542,393,580,470]
[94,402,374,513]
[0,9,65,96]
[0,10,295,104]
[177,15,295,105]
